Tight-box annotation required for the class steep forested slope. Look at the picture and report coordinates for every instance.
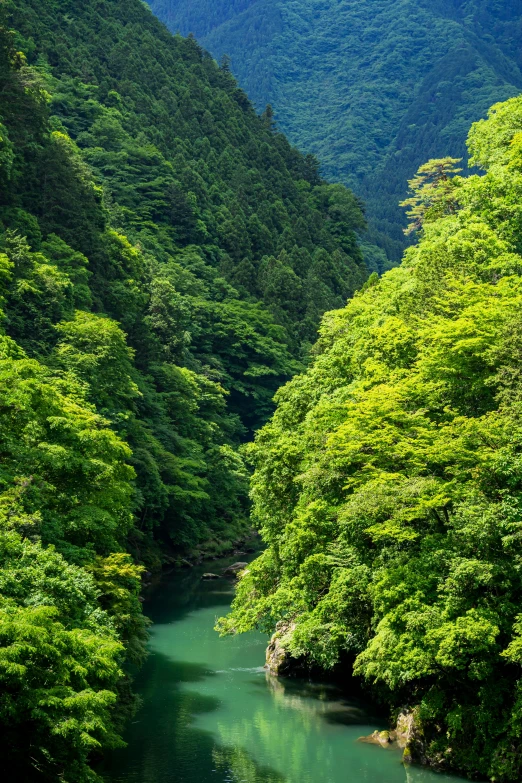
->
[1,0,367,548]
[0,0,367,779]
[221,97,522,781]
[147,0,522,264]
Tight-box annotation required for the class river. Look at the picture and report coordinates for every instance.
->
[104,553,465,783]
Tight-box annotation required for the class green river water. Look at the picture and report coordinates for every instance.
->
[104,554,465,783]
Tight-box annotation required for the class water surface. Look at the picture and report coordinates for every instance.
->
[104,555,465,783]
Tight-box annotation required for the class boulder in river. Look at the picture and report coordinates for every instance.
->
[358,708,427,766]
[202,572,220,580]
[358,730,396,747]
[223,561,248,575]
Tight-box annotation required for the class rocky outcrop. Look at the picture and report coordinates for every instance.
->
[223,561,248,576]
[265,621,297,676]
[395,708,427,765]
[358,708,427,765]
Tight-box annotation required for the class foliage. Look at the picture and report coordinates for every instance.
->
[220,96,522,781]
[0,530,125,782]
[0,362,136,780]
[0,1,367,779]
[0,0,368,548]
[400,157,462,235]
[148,0,522,264]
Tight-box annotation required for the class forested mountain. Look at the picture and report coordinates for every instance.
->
[0,0,367,778]
[147,0,522,264]
[221,97,522,781]
[4,0,522,781]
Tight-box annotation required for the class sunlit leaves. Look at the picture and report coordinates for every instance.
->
[224,95,522,780]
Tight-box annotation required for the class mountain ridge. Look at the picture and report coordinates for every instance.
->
[147,0,522,262]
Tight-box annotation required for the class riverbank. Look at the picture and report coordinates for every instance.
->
[160,528,261,569]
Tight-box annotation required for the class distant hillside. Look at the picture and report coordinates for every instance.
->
[147,0,522,262]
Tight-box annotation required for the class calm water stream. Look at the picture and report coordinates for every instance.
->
[104,554,465,783]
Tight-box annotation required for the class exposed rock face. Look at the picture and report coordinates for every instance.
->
[396,709,427,765]
[265,621,296,676]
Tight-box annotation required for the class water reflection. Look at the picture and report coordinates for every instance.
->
[264,674,375,724]
[205,670,400,783]
[213,746,286,783]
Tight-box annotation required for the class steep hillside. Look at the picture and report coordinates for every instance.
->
[221,96,522,781]
[0,0,367,778]
[147,0,522,263]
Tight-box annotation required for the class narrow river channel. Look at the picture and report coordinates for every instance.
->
[104,554,465,783]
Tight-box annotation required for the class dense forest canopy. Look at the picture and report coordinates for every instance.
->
[0,0,367,779]
[221,96,522,782]
[147,0,522,265]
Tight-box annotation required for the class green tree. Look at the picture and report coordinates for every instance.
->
[400,157,462,234]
